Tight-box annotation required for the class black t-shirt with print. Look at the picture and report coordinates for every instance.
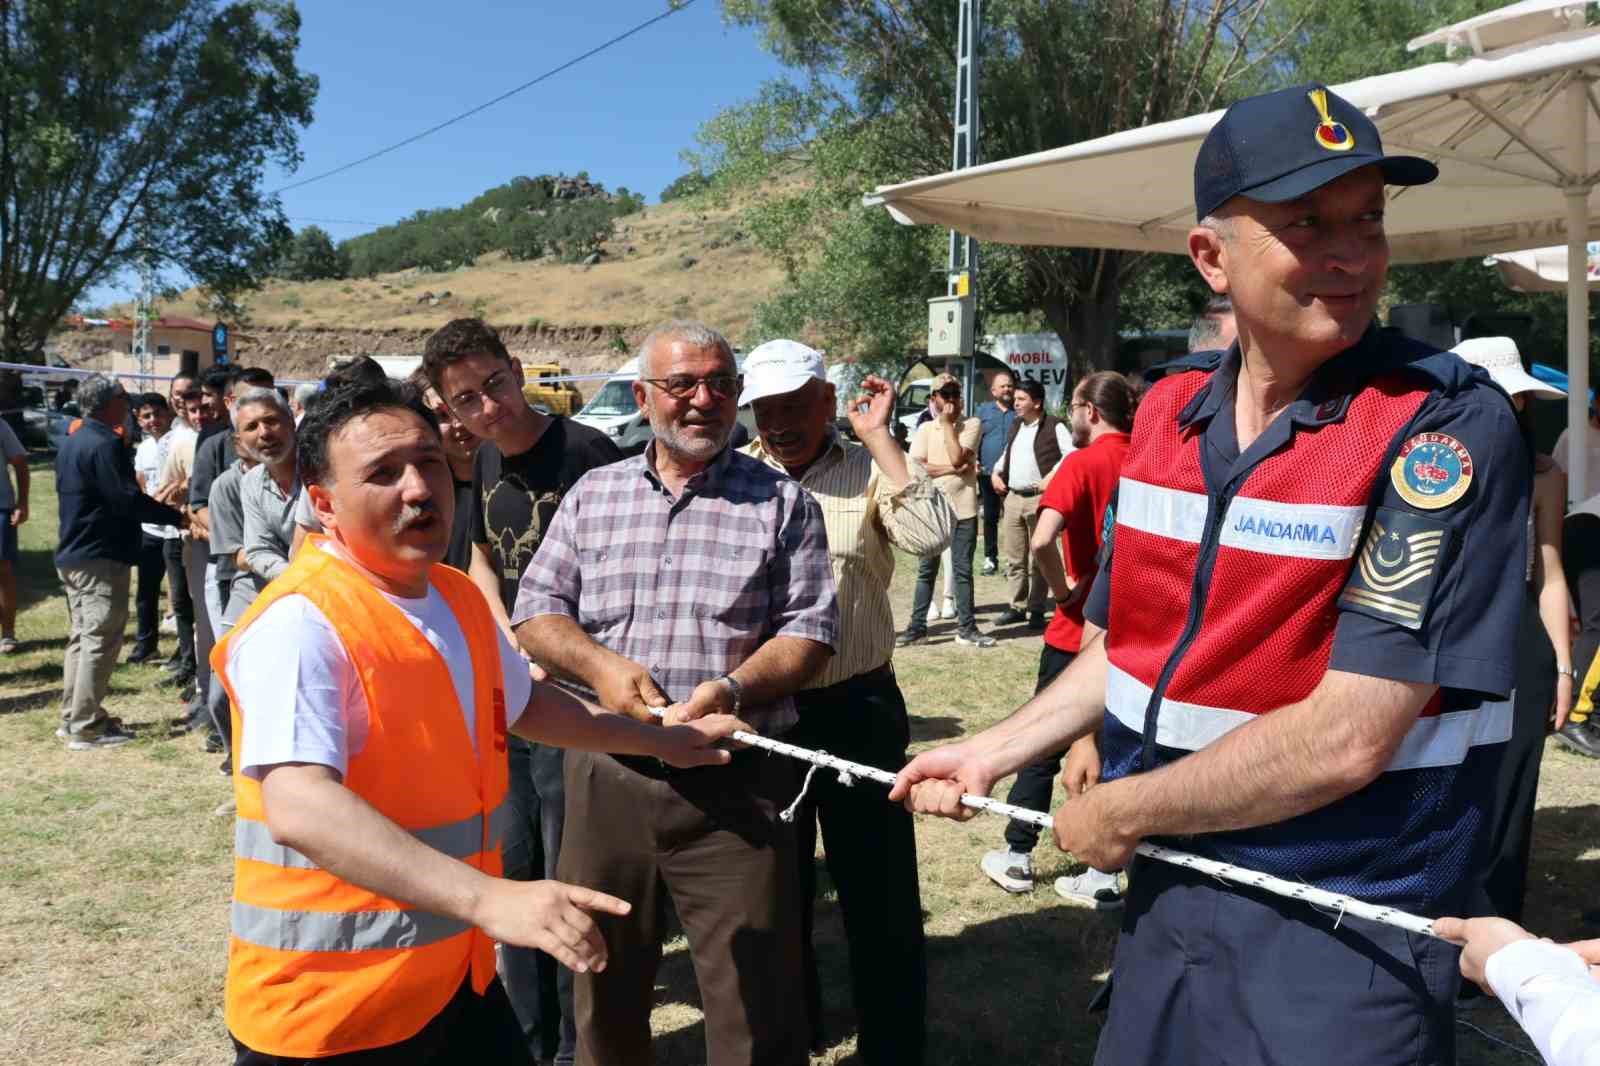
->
[471,417,623,612]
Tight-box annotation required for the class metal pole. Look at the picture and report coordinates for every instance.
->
[1566,76,1590,505]
[947,0,980,412]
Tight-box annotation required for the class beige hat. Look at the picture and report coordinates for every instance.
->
[1451,337,1564,400]
[928,372,961,393]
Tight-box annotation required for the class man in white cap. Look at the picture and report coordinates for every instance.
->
[737,339,955,1063]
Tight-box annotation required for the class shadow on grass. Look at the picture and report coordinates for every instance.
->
[909,715,964,743]
[12,544,61,613]
[0,687,56,716]
[1524,802,1600,940]
[644,868,1117,1065]
[1,660,65,687]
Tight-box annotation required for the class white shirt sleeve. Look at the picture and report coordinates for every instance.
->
[497,623,534,730]
[1054,422,1075,457]
[294,487,323,532]
[229,595,367,780]
[1485,938,1600,1066]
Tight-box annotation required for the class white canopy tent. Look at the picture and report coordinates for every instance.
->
[1487,240,1600,290]
[867,0,1600,498]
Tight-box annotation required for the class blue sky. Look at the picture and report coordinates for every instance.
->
[101,0,786,303]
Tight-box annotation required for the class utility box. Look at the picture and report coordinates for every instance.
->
[928,295,974,357]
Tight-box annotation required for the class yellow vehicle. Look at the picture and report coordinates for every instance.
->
[519,361,584,416]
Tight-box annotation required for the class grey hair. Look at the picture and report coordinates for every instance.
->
[1188,295,1234,351]
[638,320,735,377]
[234,385,291,421]
[78,374,126,416]
[1198,213,1234,240]
[292,382,318,408]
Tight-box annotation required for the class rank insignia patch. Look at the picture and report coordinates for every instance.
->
[1338,508,1450,630]
[1390,432,1473,510]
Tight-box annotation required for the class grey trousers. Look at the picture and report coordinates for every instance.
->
[185,539,214,695]
[58,560,131,736]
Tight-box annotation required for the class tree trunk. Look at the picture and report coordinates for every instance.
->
[1051,272,1124,379]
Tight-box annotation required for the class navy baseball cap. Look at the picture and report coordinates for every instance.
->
[1194,84,1437,220]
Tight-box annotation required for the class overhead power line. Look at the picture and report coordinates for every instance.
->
[289,216,388,227]
[273,0,699,195]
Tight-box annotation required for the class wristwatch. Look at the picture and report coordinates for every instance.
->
[718,673,744,713]
[1557,665,1578,680]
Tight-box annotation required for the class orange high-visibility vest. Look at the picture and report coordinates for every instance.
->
[212,536,511,1058]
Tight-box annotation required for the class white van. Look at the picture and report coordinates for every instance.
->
[572,356,649,450]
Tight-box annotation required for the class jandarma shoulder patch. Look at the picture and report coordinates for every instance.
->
[1338,507,1450,631]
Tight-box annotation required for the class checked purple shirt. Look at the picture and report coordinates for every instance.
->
[511,444,838,734]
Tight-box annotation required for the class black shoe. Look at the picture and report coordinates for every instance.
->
[1555,719,1600,758]
[169,701,207,735]
[895,628,927,647]
[203,731,225,754]
[126,644,159,664]
[161,667,195,689]
[995,608,1027,626]
[218,756,233,777]
[161,656,194,677]
[1028,611,1047,630]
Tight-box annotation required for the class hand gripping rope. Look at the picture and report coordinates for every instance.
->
[651,710,1440,940]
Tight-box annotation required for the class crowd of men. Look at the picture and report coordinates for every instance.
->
[9,80,1600,1066]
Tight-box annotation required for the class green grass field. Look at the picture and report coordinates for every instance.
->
[2,454,1596,1064]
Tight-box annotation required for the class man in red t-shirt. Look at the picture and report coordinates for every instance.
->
[979,371,1138,904]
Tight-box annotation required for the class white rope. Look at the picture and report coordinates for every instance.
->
[653,710,1441,940]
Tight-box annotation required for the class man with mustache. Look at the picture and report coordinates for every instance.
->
[894,84,1531,1066]
[514,320,838,1066]
[213,375,746,1066]
[422,318,621,1066]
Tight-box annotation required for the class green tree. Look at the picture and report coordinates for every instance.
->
[0,0,317,383]
[699,0,1508,370]
[279,225,348,281]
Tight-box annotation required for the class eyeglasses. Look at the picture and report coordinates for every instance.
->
[642,374,740,400]
[448,369,518,414]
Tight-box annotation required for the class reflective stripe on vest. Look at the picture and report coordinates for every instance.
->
[231,901,469,952]
[1118,478,1365,561]
[234,798,513,871]
[1106,662,1514,771]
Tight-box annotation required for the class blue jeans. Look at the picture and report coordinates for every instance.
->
[909,517,976,631]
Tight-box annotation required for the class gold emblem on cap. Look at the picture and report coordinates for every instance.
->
[1309,88,1356,153]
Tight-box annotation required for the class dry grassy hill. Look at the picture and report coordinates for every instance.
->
[79,188,789,380]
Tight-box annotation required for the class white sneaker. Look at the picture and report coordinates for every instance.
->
[980,849,1034,893]
[939,597,957,620]
[159,614,177,635]
[1054,869,1124,910]
[980,558,998,575]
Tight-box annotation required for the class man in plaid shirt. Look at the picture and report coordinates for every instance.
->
[513,320,837,1066]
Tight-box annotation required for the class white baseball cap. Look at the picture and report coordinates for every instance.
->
[1450,337,1565,400]
[737,339,826,406]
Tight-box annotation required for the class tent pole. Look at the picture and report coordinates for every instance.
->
[1566,76,1590,506]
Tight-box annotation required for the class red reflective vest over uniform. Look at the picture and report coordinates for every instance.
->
[1095,335,1529,911]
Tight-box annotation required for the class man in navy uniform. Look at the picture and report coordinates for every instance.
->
[894,84,1529,1066]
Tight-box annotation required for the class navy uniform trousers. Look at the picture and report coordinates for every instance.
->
[1092,856,1460,1066]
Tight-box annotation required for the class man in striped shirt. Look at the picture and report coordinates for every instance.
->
[513,321,838,1066]
[740,339,954,1064]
